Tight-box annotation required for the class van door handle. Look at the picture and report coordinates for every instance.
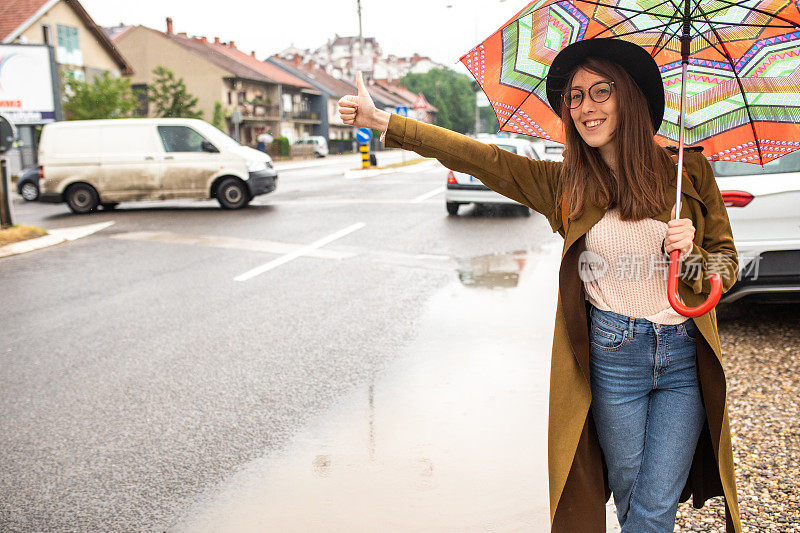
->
[144,156,154,160]
[164,156,174,160]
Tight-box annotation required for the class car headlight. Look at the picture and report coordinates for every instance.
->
[248,159,268,172]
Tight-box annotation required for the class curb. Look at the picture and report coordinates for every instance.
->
[344,159,437,180]
[0,221,115,259]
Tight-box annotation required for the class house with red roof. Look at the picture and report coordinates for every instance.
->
[109,18,322,145]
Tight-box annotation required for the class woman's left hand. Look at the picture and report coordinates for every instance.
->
[665,205,696,256]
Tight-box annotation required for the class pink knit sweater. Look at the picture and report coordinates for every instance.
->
[583,208,686,325]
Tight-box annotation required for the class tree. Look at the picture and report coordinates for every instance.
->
[212,101,226,131]
[400,68,476,133]
[148,66,203,118]
[62,72,139,120]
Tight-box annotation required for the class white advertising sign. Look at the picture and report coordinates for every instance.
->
[0,44,57,125]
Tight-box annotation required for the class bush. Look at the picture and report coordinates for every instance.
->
[276,136,290,156]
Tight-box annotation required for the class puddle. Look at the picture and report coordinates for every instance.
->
[171,242,565,532]
[456,250,530,289]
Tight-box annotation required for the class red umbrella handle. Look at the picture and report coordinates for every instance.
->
[667,249,722,317]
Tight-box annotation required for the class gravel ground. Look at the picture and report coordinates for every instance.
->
[674,301,800,532]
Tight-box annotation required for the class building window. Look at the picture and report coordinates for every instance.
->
[42,25,51,45]
[56,24,82,66]
[237,91,245,105]
[227,91,232,105]
[132,84,148,117]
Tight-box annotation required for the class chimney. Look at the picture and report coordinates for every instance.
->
[166,17,173,34]
[228,40,235,48]
[200,36,207,43]
[250,51,256,58]
[214,36,220,45]
[293,53,302,66]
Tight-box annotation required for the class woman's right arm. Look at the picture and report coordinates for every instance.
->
[339,74,564,233]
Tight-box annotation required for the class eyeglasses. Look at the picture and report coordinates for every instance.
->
[564,81,615,109]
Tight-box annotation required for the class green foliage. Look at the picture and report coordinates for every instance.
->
[400,68,477,133]
[62,71,139,120]
[212,101,225,130]
[148,66,203,119]
[479,105,500,134]
[276,136,290,156]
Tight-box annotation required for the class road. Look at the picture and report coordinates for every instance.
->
[1,151,577,531]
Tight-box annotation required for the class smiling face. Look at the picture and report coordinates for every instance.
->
[568,67,619,166]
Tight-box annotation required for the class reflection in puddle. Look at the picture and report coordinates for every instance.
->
[172,243,563,532]
[456,250,529,289]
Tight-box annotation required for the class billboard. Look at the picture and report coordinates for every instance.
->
[0,44,60,125]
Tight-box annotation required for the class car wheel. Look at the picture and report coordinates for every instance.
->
[518,205,531,217]
[217,178,249,209]
[20,182,39,201]
[65,183,99,214]
[446,202,460,216]
[101,203,119,210]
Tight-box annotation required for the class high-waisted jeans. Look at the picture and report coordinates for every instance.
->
[588,304,707,533]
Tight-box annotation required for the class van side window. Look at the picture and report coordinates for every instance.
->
[157,126,207,152]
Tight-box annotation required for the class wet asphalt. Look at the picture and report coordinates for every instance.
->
[0,152,564,532]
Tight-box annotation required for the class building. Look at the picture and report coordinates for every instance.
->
[1,0,132,169]
[110,18,321,145]
[268,56,357,149]
[277,36,446,82]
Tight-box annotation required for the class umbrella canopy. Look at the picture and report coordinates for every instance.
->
[462,0,800,165]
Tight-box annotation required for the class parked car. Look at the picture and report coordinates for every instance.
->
[38,118,277,213]
[445,136,564,216]
[295,136,329,157]
[712,151,800,303]
[16,166,40,201]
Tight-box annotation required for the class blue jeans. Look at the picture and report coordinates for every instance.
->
[588,304,707,533]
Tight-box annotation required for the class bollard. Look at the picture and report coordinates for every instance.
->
[360,143,370,169]
[0,158,12,229]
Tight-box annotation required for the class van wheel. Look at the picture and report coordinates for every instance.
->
[66,184,99,214]
[217,178,249,209]
[446,202,460,216]
[101,203,119,210]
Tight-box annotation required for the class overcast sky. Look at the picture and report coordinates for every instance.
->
[80,0,525,75]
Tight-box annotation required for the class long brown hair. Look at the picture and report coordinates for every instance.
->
[559,57,675,222]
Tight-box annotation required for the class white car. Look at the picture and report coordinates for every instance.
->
[712,151,800,303]
[295,136,329,157]
[445,136,564,216]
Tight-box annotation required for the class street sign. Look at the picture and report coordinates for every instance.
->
[395,106,408,117]
[356,127,372,144]
[0,114,16,154]
[230,109,243,124]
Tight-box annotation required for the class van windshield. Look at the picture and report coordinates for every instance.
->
[193,122,240,150]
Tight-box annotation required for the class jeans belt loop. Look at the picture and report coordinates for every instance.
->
[628,316,635,339]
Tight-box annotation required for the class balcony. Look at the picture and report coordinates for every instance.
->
[239,103,280,121]
[286,110,321,124]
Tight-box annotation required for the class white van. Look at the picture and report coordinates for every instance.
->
[38,118,277,213]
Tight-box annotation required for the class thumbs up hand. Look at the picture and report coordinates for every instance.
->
[338,72,389,131]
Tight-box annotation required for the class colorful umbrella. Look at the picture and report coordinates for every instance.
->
[461,0,800,316]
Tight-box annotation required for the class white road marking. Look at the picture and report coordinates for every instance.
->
[234,222,366,282]
[410,186,445,203]
[111,231,353,259]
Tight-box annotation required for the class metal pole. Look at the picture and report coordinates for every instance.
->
[357,0,364,51]
[675,0,692,221]
[0,158,13,229]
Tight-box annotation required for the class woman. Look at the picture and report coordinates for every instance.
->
[339,39,741,532]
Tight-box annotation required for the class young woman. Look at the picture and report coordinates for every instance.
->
[339,39,741,533]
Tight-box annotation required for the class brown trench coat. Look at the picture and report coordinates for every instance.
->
[384,114,742,532]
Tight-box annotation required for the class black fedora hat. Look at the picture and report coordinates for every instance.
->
[545,38,665,131]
